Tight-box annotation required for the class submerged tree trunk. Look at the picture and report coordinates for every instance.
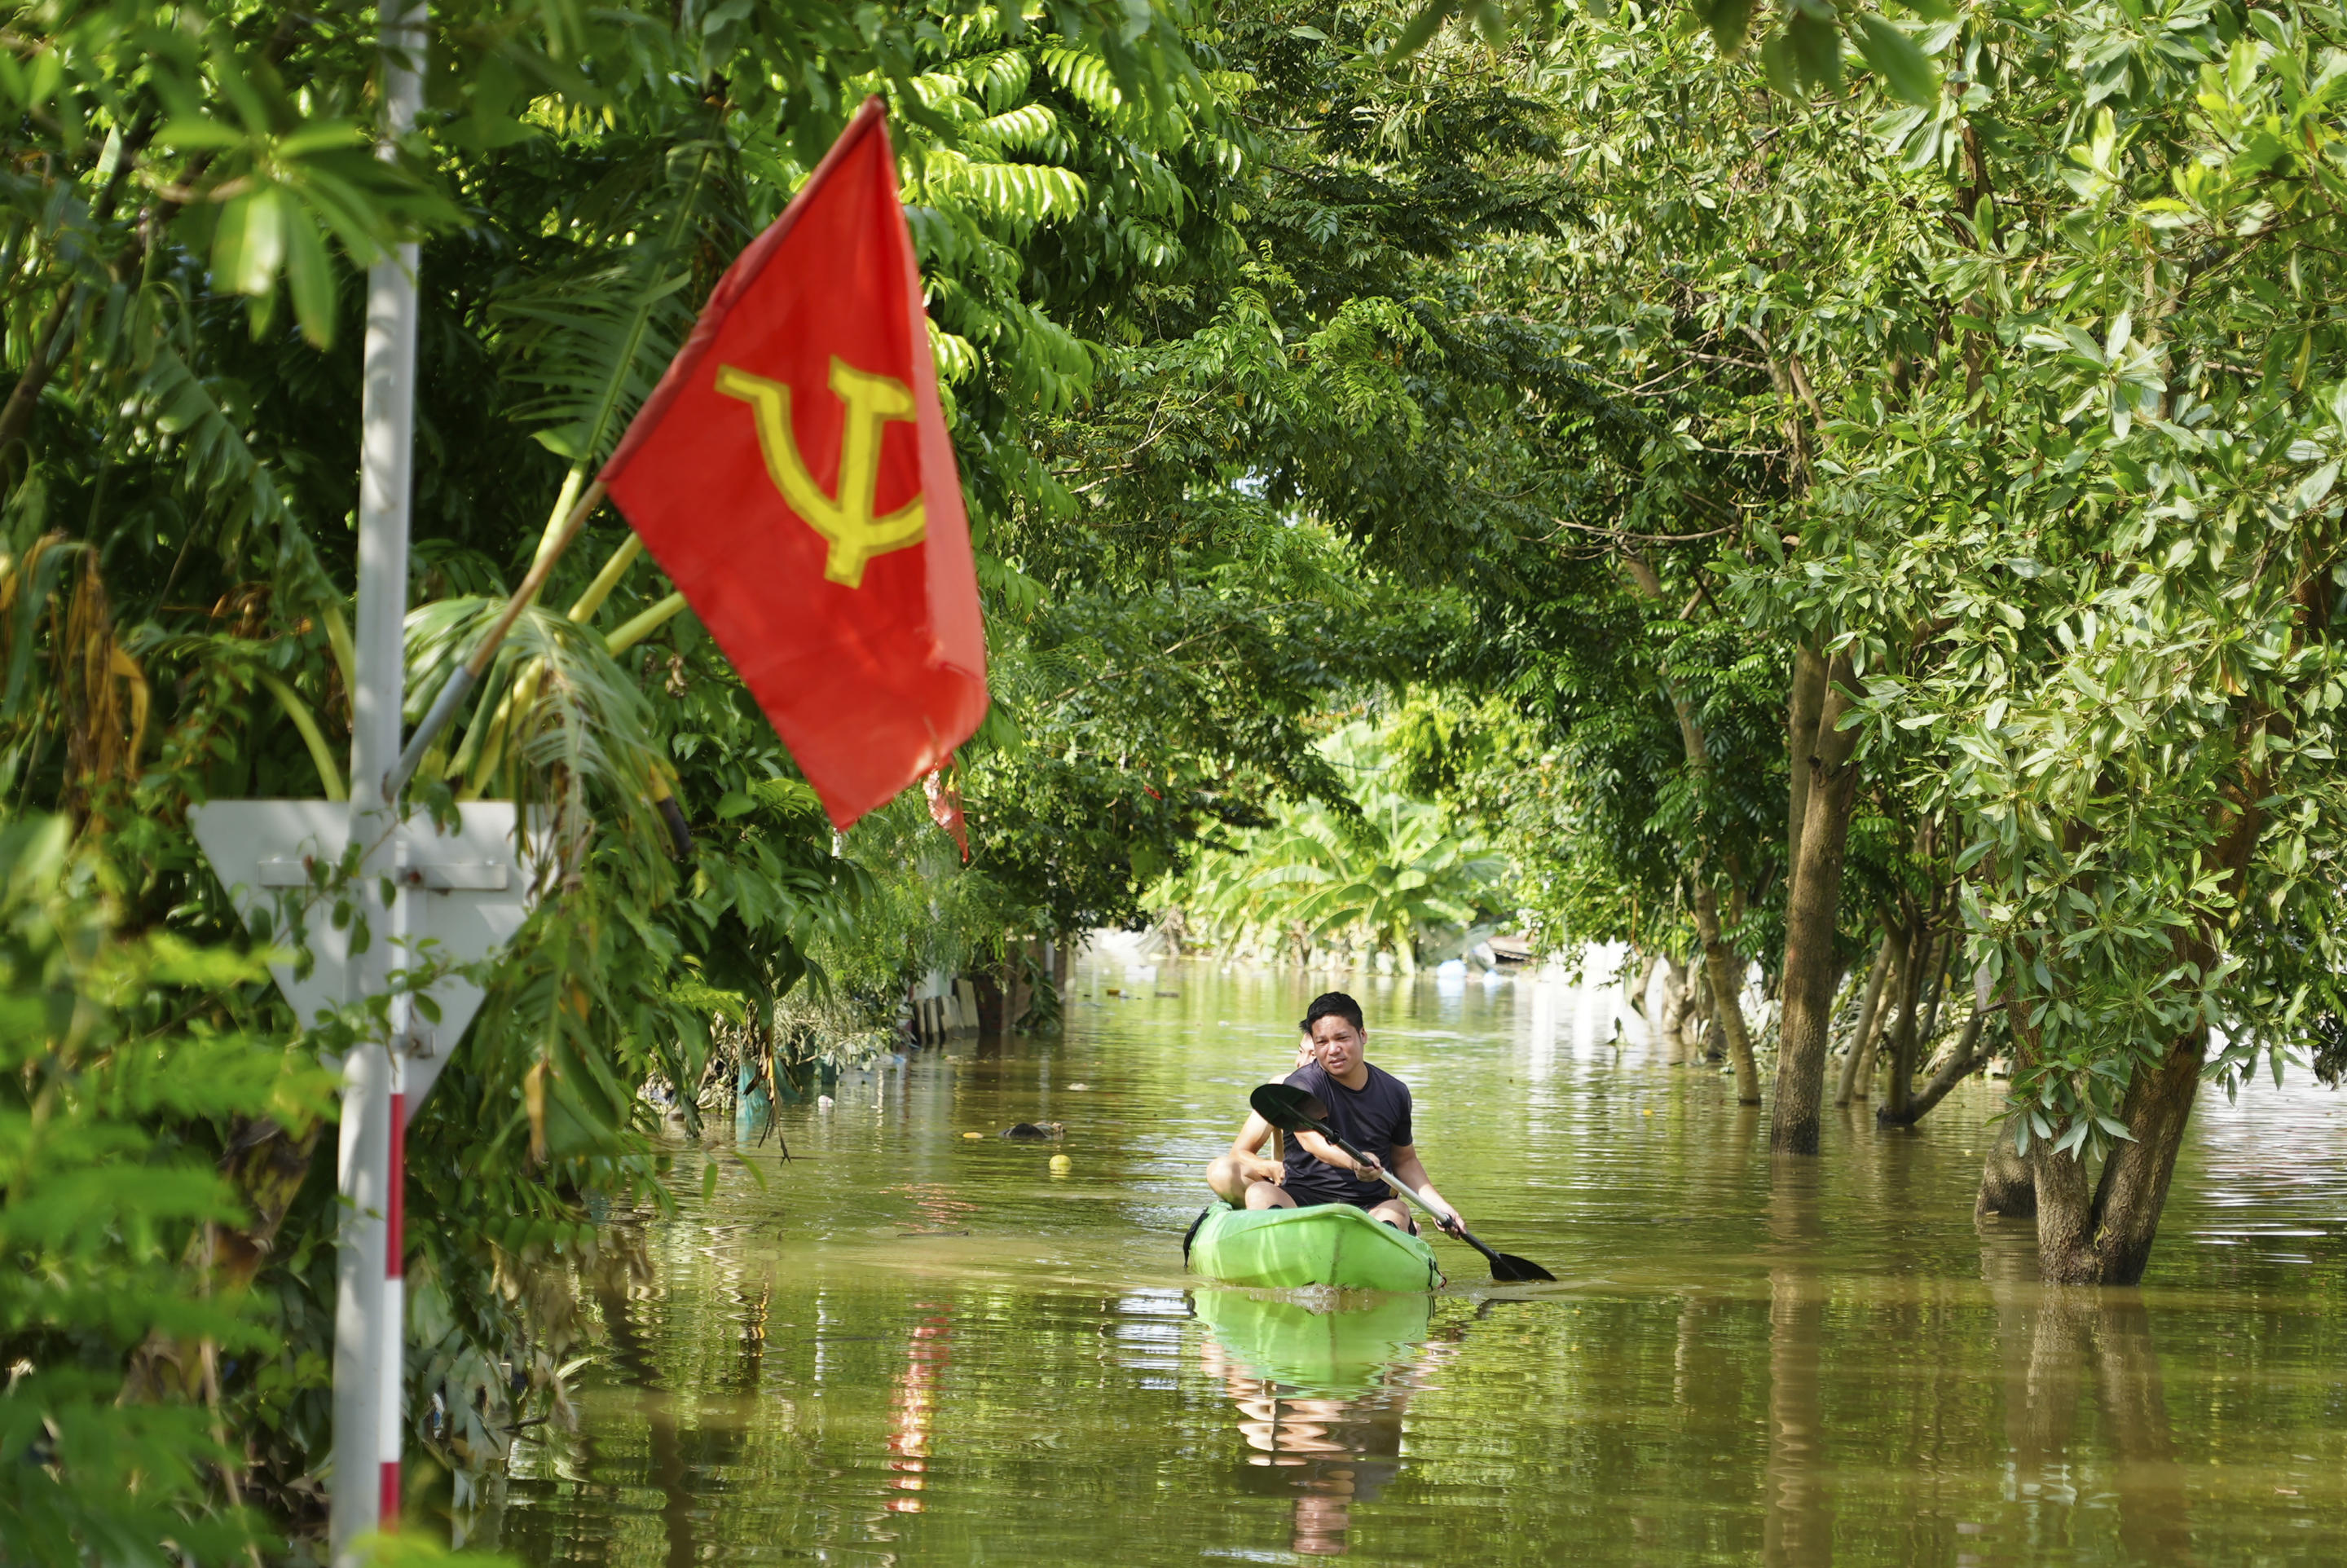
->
[1661,957,1701,1063]
[1977,1125,2037,1220]
[2010,759,2266,1282]
[1848,936,1903,1103]
[1770,654,1862,1155]
[1882,980,1991,1126]
[1693,883,1760,1103]
[1878,923,1929,1121]
[1623,949,1663,1035]
[1832,932,1896,1108]
[2032,1022,2210,1285]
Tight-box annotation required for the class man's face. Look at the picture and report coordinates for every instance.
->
[1310,1015,1365,1077]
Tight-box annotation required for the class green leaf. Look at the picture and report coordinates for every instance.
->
[1788,11,1841,93]
[1387,0,1460,60]
[156,116,247,151]
[1852,15,1939,105]
[277,120,369,158]
[213,186,288,298]
[282,205,337,348]
[1693,0,1757,53]
[2293,460,2340,513]
[1760,29,1800,98]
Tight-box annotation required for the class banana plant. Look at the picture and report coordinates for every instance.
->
[1164,720,1506,971]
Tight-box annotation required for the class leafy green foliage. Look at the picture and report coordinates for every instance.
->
[0,813,334,1564]
[1158,718,1507,970]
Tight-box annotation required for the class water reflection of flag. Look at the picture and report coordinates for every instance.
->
[885,1302,953,1513]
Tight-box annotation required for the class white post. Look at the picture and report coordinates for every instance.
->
[333,0,424,1557]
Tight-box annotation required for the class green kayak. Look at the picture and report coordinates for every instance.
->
[1185,1201,1442,1292]
[1195,1288,1433,1395]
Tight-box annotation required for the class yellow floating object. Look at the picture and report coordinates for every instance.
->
[962,1131,984,1139]
[1049,1154,1072,1174]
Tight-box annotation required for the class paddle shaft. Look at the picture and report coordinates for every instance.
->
[1301,1123,1523,1271]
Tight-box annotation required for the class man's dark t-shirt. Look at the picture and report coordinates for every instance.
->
[1280,1060,1414,1208]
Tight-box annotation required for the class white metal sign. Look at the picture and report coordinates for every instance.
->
[189,799,539,1116]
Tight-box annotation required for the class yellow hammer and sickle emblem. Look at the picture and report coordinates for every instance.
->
[715,358,926,588]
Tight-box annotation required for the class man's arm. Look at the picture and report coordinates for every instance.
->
[1294,1128,1379,1178]
[1388,1144,1465,1234]
[1226,1112,1282,1183]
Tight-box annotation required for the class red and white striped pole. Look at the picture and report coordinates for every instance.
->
[378,838,411,1527]
[334,0,424,1558]
[381,1076,406,1524]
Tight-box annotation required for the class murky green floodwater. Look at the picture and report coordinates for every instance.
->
[500,961,2347,1566]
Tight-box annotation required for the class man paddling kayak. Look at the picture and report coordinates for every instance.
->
[1228,992,1464,1237]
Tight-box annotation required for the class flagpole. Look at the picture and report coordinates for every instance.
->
[385,481,606,804]
[334,0,425,1556]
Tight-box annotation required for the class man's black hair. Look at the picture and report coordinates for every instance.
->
[1301,992,1364,1036]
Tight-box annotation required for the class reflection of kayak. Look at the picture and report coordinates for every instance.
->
[1195,1288,1433,1395]
[1186,1202,1442,1292]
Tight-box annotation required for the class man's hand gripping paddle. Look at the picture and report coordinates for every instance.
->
[1249,1083,1556,1284]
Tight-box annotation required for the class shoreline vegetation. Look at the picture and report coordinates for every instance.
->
[6,0,2345,1560]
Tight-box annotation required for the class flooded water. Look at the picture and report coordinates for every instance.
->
[499,960,2347,1566]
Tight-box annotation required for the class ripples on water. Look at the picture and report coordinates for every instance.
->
[499,961,2347,1566]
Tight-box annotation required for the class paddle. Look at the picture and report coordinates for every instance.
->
[1249,1083,1556,1284]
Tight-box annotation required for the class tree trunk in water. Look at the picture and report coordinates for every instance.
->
[1661,958,1699,1063]
[1881,985,1990,1126]
[2032,1023,2209,1285]
[2029,1133,2099,1284]
[1977,1126,2037,1220]
[1879,923,1929,1121]
[1849,936,1903,1103]
[2083,1024,2207,1281]
[1832,931,1896,1107]
[1694,883,1759,1103]
[2022,767,2261,1283]
[1770,654,1863,1155]
[1623,950,1662,1033]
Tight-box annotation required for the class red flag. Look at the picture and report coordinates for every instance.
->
[600,98,988,830]
[923,757,968,862]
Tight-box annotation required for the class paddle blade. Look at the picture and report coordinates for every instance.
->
[1488,1252,1557,1284]
[1249,1082,1330,1133]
